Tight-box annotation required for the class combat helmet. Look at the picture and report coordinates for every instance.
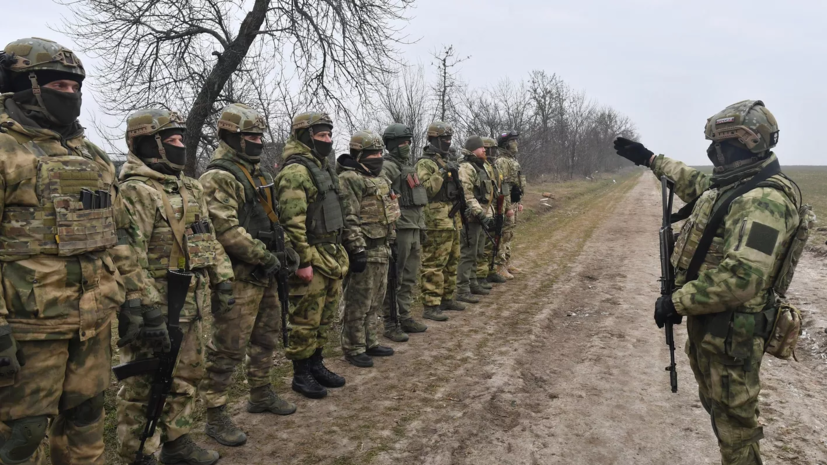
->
[426,121,453,138]
[0,37,85,92]
[126,108,187,173]
[217,103,266,135]
[705,100,779,154]
[497,130,520,147]
[349,130,385,160]
[482,136,498,159]
[383,123,413,144]
[292,111,333,137]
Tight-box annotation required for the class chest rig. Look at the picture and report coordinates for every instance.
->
[387,157,427,208]
[418,152,458,203]
[359,174,400,245]
[464,158,494,205]
[0,141,117,259]
[283,156,345,244]
[207,158,277,245]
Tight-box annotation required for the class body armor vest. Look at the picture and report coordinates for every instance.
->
[418,153,458,203]
[358,175,399,244]
[0,149,117,259]
[464,159,494,205]
[206,158,275,244]
[283,156,344,244]
[125,176,218,277]
[387,158,428,208]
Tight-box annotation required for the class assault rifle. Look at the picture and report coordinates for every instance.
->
[659,176,678,393]
[112,269,194,465]
[388,244,400,325]
[489,193,505,272]
[257,225,291,348]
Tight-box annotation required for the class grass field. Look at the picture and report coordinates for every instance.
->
[784,166,827,251]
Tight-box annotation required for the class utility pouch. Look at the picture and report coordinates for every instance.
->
[764,300,802,360]
[184,222,218,270]
[54,196,117,256]
[774,205,815,297]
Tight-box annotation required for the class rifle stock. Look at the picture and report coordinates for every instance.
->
[659,176,678,393]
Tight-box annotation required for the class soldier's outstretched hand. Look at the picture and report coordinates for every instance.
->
[614,137,654,167]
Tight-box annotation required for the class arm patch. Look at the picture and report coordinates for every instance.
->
[745,221,779,256]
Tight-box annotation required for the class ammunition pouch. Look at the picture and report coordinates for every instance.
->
[397,165,428,208]
[184,221,219,270]
[284,156,345,245]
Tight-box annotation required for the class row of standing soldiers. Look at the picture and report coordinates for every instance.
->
[0,38,526,465]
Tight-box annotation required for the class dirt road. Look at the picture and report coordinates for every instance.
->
[215,173,827,465]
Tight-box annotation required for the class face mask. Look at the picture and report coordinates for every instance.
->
[13,87,82,129]
[312,140,334,161]
[438,137,452,154]
[706,141,756,168]
[507,140,519,154]
[225,133,263,163]
[360,158,384,176]
[163,144,187,169]
[395,144,412,160]
[136,133,186,175]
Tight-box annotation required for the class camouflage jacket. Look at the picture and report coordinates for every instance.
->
[199,142,275,285]
[381,151,426,230]
[337,156,399,263]
[415,147,457,231]
[483,159,499,219]
[115,154,233,321]
[495,150,526,210]
[0,94,130,341]
[652,154,799,319]
[275,139,349,279]
[459,151,494,222]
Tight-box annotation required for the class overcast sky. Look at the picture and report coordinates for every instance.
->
[4,0,825,165]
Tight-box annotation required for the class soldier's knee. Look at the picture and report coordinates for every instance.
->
[0,415,49,464]
[63,392,104,427]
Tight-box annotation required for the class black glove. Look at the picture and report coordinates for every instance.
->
[0,325,24,378]
[479,215,495,232]
[510,185,523,203]
[211,282,236,317]
[117,299,144,348]
[349,249,368,273]
[142,307,171,353]
[419,229,428,245]
[614,137,654,167]
[281,247,300,276]
[654,295,683,329]
[258,252,281,278]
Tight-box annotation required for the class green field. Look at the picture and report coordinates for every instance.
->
[783,166,827,250]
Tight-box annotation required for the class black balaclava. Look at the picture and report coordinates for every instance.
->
[358,150,384,177]
[427,136,451,155]
[10,70,83,135]
[298,124,334,162]
[224,132,264,164]
[706,140,760,170]
[136,128,186,176]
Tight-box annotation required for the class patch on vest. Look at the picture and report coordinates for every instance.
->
[745,222,779,256]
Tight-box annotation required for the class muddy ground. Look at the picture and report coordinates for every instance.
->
[175,173,827,464]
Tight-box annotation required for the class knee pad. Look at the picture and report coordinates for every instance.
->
[63,392,104,427]
[0,415,49,464]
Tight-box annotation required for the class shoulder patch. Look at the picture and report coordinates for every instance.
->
[745,221,779,256]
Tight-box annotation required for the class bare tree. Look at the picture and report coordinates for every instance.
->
[431,45,469,123]
[58,0,414,176]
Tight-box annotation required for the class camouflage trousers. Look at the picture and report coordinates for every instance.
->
[117,319,204,459]
[687,338,765,465]
[342,261,388,356]
[420,229,460,307]
[499,208,516,266]
[382,229,421,329]
[0,324,111,465]
[200,280,281,408]
[457,222,485,294]
[478,233,495,278]
[286,272,343,361]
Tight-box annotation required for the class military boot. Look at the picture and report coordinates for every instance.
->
[345,352,374,368]
[292,359,328,399]
[400,318,428,333]
[470,279,490,295]
[247,385,297,415]
[440,299,467,311]
[422,305,449,321]
[498,265,515,280]
[456,292,480,303]
[507,265,523,274]
[205,406,247,447]
[309,348,346,388]
[487,271,507,283]
[160,434,220,465]
[383,325,410,342]
[477,279,494,289]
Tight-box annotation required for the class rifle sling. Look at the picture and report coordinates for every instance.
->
[684,160,780,282]
[235,162,279,224]
[148,179,188,271]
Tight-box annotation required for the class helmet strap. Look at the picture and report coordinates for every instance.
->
[713,143,726,166]
[155,134,167,158]
[27,72,62,126]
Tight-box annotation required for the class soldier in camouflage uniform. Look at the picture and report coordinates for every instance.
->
[478,137,506,286]
[275,112,349,399]
[456,136,496,304]
[338,131,398,367]
[198,104,302,446]
[494,130,527,279]
[0,38,135,465]
[415,122,466,322]
[615,100,800,465]
[115,109,230,465]
[380,124,430,342]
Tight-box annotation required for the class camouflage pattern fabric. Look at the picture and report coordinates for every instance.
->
[286,272,342,360]
[382,229,420,328]
[200,280,281,408]
[341,261,388,356]
[458,222,485,294]
[381,151,426,231]
[478,231,494,279]
[419,229,460,307]
[415,148,459,231]
[0,325,112,465]
[458,151,493,219]
[117,320,204,458]
[338,164,396,263]
[275,138,349,279]
[651,153,799,464]
[495,148,524,267]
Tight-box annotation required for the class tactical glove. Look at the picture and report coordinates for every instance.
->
[117,299,144,348]
[0,325,24,378]
[256,252,282,279]
[419,229,428,245]
[349,249,368,273]
[281,247,301,276]
[211,282,236,317]
[479,215,495,232]
[614,137,653,167]
[654,295,683,329]
[142,306,172,353]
